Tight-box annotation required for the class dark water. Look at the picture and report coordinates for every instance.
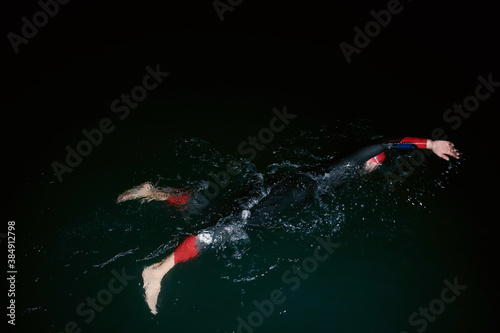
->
[14,98,491,333]
[4,0,496,331]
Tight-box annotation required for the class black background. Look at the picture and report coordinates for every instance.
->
[2,0,497,330]
[3,1,497,173]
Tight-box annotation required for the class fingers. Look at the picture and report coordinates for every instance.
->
[433,140,460,161]
[450,150,460,159]
[116,194,128,203]
[438,152,450,161]
[447,142,460,159]
[436,141,460,160]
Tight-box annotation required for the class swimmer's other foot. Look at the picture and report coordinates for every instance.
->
[117,182,155,203]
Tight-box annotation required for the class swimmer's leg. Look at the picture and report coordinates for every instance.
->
[142,233,209,314]
[141,211,251,314]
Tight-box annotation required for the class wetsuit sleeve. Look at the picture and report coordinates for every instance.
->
[386,137,428,150]
[367,151,387,165]
[365,137,428,167]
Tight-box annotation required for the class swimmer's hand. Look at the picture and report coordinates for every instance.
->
[363,160,380,173]
[428,140,460,161]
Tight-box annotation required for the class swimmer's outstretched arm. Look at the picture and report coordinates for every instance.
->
[363,138,460,172]
[142,234,204,314]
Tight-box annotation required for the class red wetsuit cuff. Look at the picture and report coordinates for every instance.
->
[400,137,428,149]
[368,151,387,165]
[173,235,200,264]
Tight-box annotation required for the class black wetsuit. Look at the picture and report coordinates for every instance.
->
[248,139,426,225]
[195,138,426,248]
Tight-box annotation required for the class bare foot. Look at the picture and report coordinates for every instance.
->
[117,182,154,203]
[142,254,176,314]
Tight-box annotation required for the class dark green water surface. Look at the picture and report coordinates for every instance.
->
[15,98,489,333]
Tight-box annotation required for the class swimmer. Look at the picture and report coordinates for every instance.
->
[121,137,459,314]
